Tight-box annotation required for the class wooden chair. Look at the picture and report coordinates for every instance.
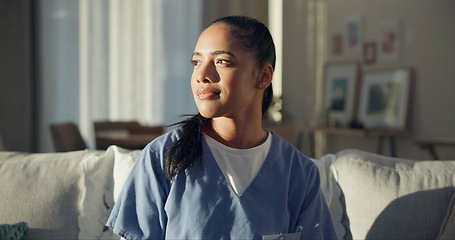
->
[93,121,139,133]
[127,124,164,135]
[49,122,87,152]
[94,121,164,150]
[94,121,138,150]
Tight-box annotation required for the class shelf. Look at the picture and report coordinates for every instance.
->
[414,138,455,160]
[322,127,413,138]
[295,126,413,157]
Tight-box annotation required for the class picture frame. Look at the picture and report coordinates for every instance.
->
[377,19,402,61]
[363,41,377,65]
[344,15,364,54]
[332,33,342,55]
[323,61,360,126]
[358,67,412,129]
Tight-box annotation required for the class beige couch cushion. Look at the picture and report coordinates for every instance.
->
[332,149,455,239]
[0,150,87,240]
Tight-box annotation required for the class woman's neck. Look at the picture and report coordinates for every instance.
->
[205,117,268,149]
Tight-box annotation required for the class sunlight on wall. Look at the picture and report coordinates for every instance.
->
[268,0,283,97]
[268,0,283,123]
[306,0,327,158]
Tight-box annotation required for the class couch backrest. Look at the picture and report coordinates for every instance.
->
[0,150,87,240]
[329,149,455,240]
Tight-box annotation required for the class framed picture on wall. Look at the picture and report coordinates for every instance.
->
[323,62,360,126]
[332,33,342,55]
[344,15,364,54]
[358,67,412,129]
[377,19,402,61]
[363,41,377,65]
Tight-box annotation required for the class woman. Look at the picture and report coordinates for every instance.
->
[106,16,337,239]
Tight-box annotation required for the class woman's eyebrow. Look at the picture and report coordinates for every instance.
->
[191,50,237,58]
[211,50,236,58]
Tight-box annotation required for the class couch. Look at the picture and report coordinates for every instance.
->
[312,149,455,239]
[0,146,454,239]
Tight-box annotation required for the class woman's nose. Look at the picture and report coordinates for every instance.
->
[196,62,217,83]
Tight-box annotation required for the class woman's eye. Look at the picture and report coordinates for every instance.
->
[216,59,230,65]
[191,59,200,67]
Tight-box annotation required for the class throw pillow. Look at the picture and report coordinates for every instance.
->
[332,149,455,240]
[78,145,141,240]
[112,146,141,202]
[438,190,455,239]
[0,222,28,240]
[78,149,115,240]
[311,154,344,240]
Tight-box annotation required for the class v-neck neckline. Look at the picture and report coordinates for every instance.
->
[202,133,276,198]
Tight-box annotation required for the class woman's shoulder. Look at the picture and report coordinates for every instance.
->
[269,131,302,155]
[269,131,316,168]
[149,127,182,145]
[139,127,183,156]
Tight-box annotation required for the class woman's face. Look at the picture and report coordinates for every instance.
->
[191,23,264,120]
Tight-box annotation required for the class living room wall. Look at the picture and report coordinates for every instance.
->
[282,0,455,159]
[2,0,454,159]
[0,0,35,152]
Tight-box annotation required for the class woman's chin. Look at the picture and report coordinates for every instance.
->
[197,107,218,119]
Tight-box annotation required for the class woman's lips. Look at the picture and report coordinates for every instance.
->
[197,88,220,100]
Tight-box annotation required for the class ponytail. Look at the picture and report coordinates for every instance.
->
[262,83,273,115]
[164,113,209,180]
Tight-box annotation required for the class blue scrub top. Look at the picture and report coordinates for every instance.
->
[106,128,337,240]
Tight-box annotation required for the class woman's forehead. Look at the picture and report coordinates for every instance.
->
[194,24,240,51]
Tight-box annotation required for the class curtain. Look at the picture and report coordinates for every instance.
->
[37,0,81,152]
[38,0,201,152]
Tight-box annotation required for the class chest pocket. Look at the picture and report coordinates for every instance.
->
[262,232,301,240]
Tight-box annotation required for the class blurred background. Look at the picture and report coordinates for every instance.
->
[1,0,454,160]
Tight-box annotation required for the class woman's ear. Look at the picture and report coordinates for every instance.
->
[257,64,274,89]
